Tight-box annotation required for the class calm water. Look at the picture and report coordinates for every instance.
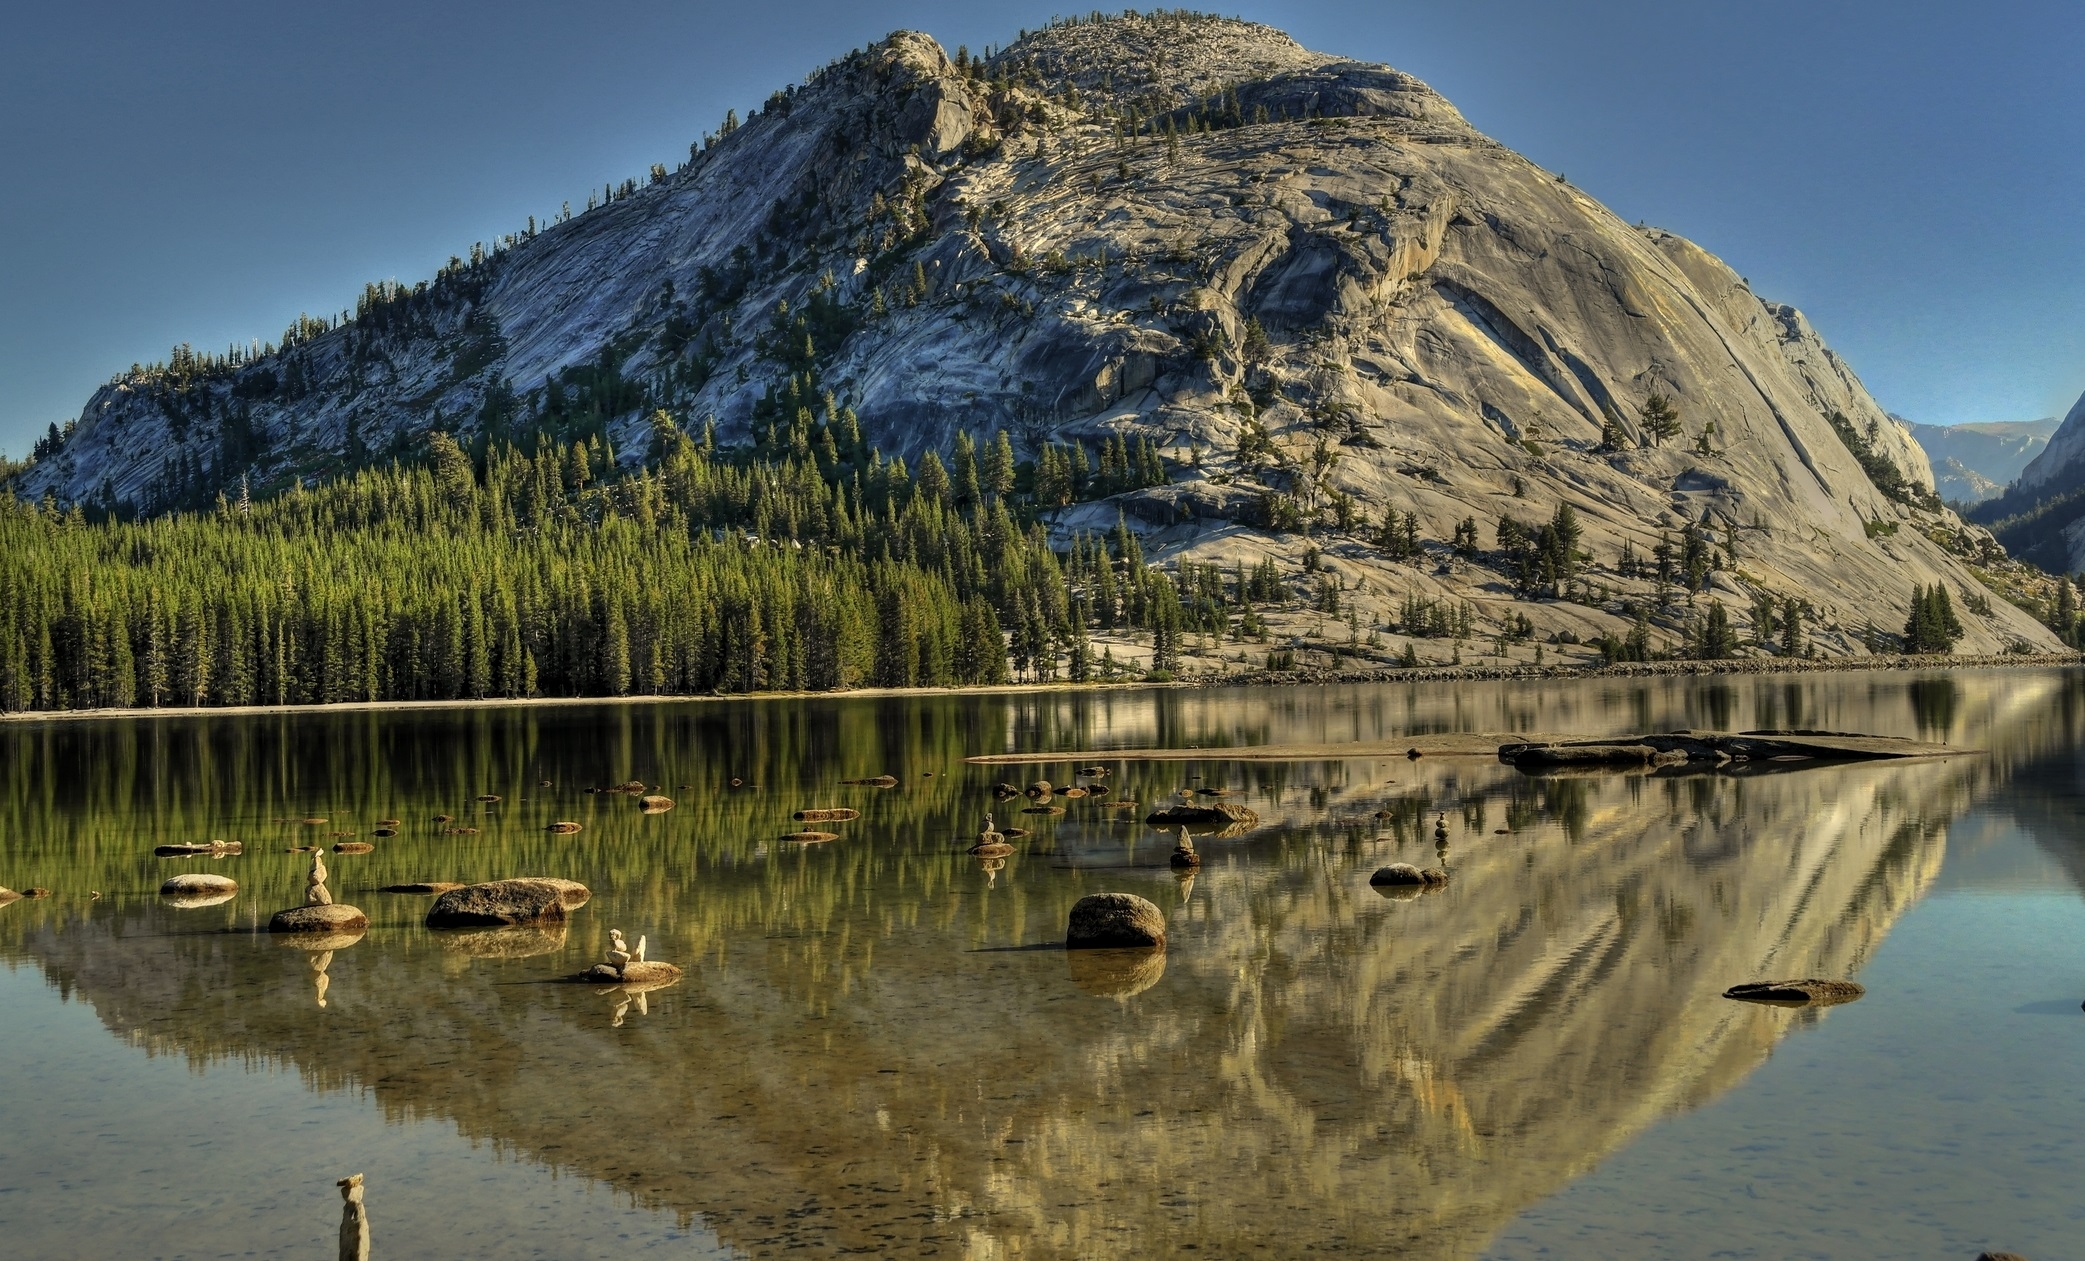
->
[0,670,2080,1259]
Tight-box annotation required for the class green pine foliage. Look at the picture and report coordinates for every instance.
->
[1901,584,1964,655]
[0,401,1244,711]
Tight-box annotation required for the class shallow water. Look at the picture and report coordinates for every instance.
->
[0,669,2079,1259]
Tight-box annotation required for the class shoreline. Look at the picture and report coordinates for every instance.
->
[0,651,2075,726]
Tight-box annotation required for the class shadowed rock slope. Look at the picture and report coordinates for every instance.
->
[11,12,2056,654]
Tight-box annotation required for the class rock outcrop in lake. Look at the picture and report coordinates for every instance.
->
[425,878,590,928]
[8,13,2058,654]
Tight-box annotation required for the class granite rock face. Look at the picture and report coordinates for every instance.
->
[13,14,2058,653]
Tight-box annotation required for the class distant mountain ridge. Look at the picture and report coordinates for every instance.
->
[4,11,2062,655]
[1901,417,2056,505]
[1969,391,2085,571]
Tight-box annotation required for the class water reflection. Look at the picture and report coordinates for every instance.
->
[0,669,2077,1257]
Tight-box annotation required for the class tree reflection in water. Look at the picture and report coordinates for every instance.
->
[0,669,2077,1258]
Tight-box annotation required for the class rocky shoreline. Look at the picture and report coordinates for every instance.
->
[0,653,2076,725]
[1188,651,2083,690]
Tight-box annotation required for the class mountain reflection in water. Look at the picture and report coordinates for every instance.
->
[0,669,2076,1258]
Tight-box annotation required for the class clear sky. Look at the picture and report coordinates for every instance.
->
[4,0,2081,459]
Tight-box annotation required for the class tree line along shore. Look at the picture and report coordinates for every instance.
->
[4,420,2079,715]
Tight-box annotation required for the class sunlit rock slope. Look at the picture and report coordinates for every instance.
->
[11,13,2056,653]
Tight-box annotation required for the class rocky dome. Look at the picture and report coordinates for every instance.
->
[9,12,2057,654]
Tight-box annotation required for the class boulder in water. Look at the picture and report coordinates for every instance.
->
[1369,864,1449,887]
[155,841,242,857]
[160,873,237,897]
[1066,892,1167,950]
[573,960,683,985]
[792,807,858,822]
[545,821,583,835]
[639,795,675,814]
[425,878,590,928]
[1145,801,1259,827]
[333,841,375,854]
[1723,979,1865,1006]
[842,775,900,788]
[783,830,840,844]
[270,903,369,934]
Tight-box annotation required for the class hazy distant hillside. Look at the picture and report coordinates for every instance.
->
[4,11,2061,657]
[1971,391,2085,571]
[1902,417,2055,504]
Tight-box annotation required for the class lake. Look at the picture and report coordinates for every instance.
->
[1,669,2080,1259]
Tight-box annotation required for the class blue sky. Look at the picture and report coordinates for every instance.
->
[4,0,2081,458]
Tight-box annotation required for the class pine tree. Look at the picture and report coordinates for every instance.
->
[952,431,981,507]
[985,431,1016,500]
[916,450,952,503]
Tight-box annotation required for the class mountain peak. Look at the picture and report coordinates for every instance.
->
[7,12,2061,656]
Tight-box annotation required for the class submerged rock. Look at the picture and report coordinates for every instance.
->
[425,878,590,928]
[269,903,370,934]
[378,882,465,894]
[1369,864,1449,887]
[545,821,583,835]
[1723,979,1866,1006]
[1145,801,1259,828]
[573,960,683,985]
[784,830,840,844]
[1067,892,1167,950]
[793,807,859,822]
[842,775,900,787]
[639,795,675,814]
[333,841,375,854]
[155,841,242,857]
